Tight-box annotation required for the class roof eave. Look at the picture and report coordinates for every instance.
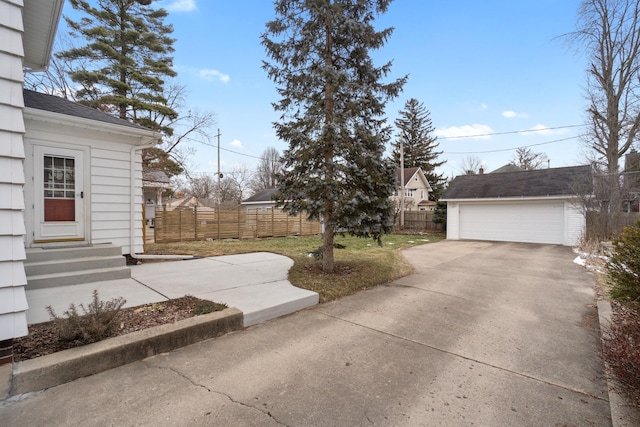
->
[241,200,277,205]
[22,0,65,72]
[441,195,579,202]
[24,107,160,142]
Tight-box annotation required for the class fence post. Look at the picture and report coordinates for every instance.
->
[255,209,258,238]
[194,206,198,240]
[160,204,166,243]
[217,206,221,240]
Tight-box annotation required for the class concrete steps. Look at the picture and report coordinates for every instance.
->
[25,244,130,289]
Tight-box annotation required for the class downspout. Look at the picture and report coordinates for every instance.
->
[129,138,195,260]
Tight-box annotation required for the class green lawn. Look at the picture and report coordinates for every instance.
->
[145,233,444,302]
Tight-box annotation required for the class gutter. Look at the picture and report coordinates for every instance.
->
[129,139,195,261]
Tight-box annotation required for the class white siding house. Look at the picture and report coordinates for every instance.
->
[0,0,158,350]
[441,165,592,246]
[22,92,158,254]
[241,188,278,211]
[0,0,65,345]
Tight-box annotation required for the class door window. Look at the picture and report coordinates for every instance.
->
[43,155,75,221]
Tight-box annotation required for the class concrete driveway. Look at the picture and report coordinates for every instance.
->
[1,241,610,426]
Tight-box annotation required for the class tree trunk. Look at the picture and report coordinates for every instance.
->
[322,4,335,273]
[323,223,334,273]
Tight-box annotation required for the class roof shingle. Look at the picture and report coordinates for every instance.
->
[442,165,593,199]
[23,89,147,130]
[242,188,278,203]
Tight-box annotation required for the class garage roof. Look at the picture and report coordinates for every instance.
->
[242,188,278,203]
[442,165,593,199]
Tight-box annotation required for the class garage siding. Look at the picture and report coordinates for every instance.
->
[454,201,567,245]
[565,203,585,246]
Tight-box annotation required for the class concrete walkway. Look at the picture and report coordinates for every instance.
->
[25,252,319,327]
[2,241,613,426]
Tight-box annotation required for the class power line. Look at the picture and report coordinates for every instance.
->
[444,135,584,155]
[437,124,584,140]
[198,140,265,160]
[194,124,585,159]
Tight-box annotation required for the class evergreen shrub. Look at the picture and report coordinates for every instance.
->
[606,221,640,302]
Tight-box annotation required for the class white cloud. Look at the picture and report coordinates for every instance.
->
[481,103,488,110]
[199,69,230,84]
[502,110,528,119]
[230,139,243,148]
[435,124,494,139]
[526,124,568,136]
[165,0,197,12]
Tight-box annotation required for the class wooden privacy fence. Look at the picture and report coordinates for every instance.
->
[585,211,640,240]
[396,211,443,231]
[154,206,321,242]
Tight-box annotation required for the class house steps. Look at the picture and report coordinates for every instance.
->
[25,244,131,289]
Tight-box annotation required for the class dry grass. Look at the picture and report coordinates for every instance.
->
[145,233,444,302]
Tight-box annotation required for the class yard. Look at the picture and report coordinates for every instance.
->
[145,233,444,302]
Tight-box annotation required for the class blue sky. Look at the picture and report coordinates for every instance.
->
[60,0,589,180]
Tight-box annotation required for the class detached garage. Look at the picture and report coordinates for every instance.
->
[441,165,593,246]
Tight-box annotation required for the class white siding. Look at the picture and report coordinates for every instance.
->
[24,119,149,255]
[565,202,585,246]
[460,202,564,244]
[446,199,582,246]
[0,0,28,340]
[446,202,460,240]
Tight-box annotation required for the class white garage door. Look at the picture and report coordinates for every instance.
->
[458,202,565,244]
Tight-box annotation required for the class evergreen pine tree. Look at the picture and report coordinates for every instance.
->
[262,0,407,273]
[393,98,446,200]
[57,0,178,135]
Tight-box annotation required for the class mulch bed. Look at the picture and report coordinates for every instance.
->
[602,301,640,407]
[13,296,223,362]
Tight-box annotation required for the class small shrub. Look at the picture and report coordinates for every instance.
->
[602,303,640,407]
[606,220,640,302]
[46,290,126,347]
[192,300,227,315]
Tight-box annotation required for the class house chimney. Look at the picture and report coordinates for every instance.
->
[479,167,484,175]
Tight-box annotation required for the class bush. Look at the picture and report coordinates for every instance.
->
[46,290,126,347]
[602,303,640,407]
[606,221,640,302]
[191,300,227,315]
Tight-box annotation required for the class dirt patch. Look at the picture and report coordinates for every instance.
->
[13,296,224,362]
[302,263,356,276]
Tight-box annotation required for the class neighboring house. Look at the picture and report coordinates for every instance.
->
[241,188,278,211]
[1,0,158,352]
[392,167,433,211]
[490,164,524,174]
[441,165,593,246]
[143,170,171,222]
[163,195,208,209]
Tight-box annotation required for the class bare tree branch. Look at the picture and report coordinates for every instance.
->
[569,0,640,173]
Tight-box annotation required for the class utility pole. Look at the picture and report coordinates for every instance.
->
[216,128,222,205]
[400,138,405,229]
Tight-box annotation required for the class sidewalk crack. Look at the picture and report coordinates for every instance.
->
[144,363,288,426]
[317,311,609,403]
